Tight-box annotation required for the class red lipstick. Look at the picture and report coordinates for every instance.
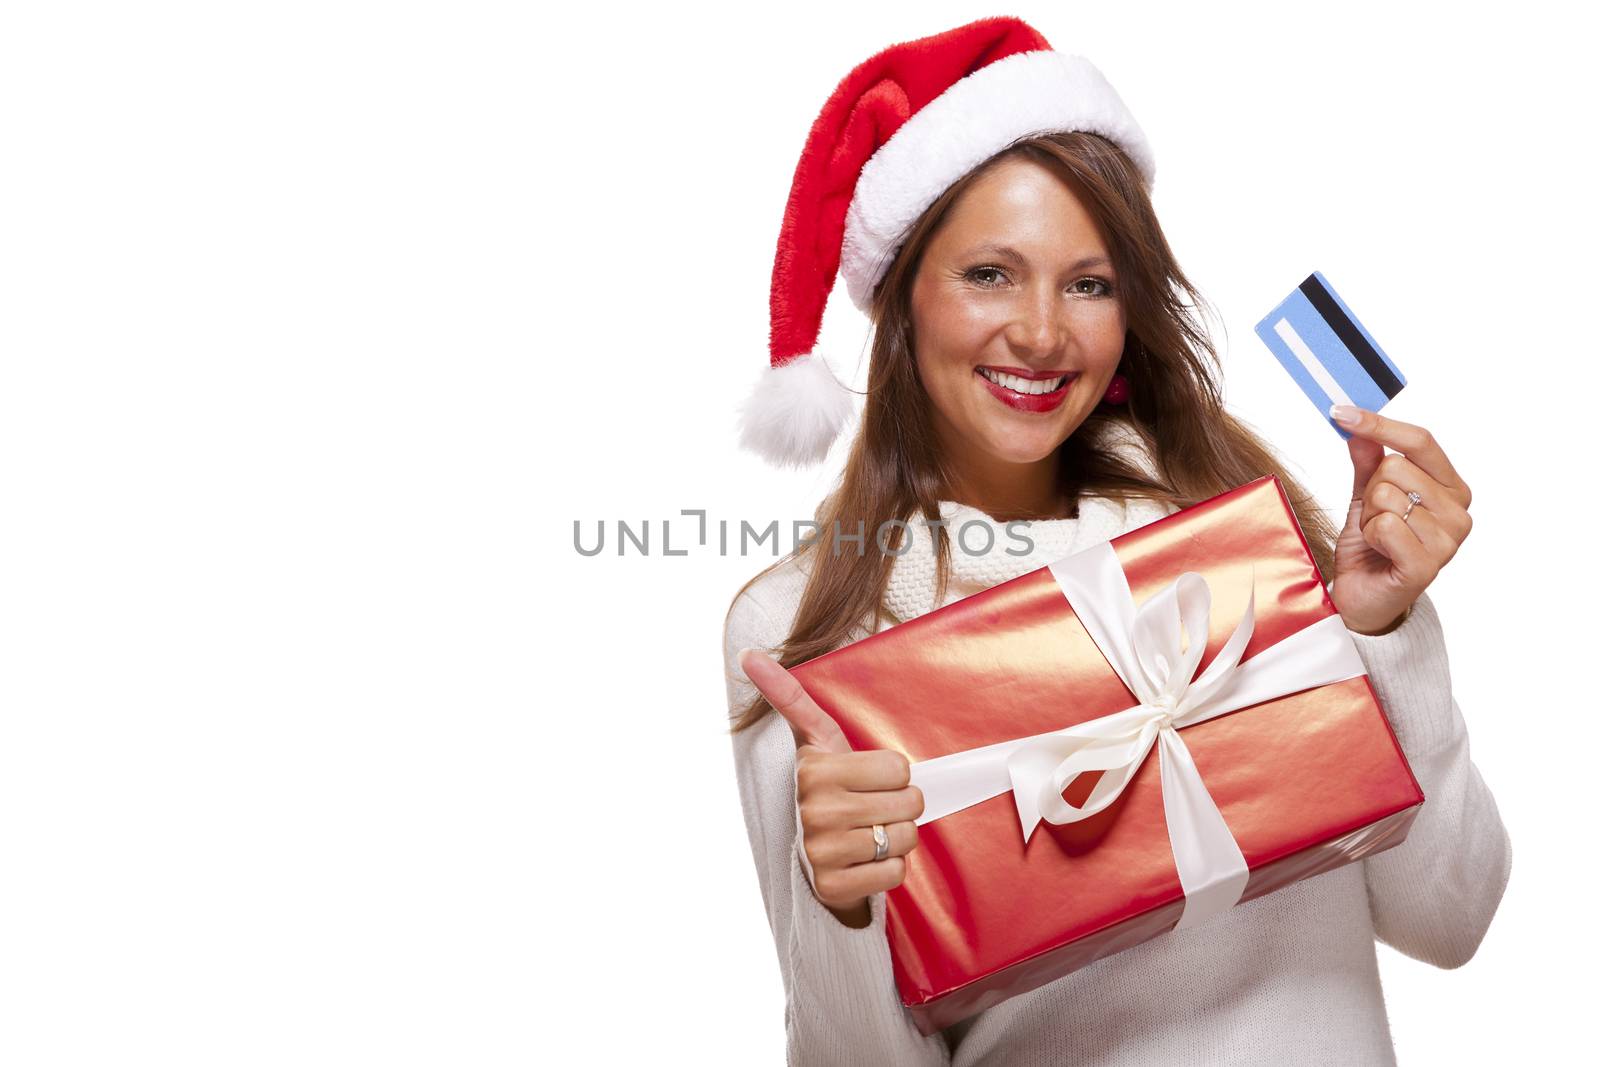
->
[975,367,1076,413]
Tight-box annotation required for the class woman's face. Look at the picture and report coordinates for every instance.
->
[909,156,1128,467]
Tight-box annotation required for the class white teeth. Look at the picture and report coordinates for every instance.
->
[977,368,1068,395]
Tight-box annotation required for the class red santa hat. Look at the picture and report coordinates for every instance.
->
[738,16,1157,468]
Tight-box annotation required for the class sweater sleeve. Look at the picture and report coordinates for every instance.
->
[722,589,952,1067]
[1343,588,1513,969]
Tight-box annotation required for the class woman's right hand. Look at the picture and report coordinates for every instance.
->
[738,649,924,929]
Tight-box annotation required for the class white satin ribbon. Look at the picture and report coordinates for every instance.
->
[907,540,1368,931]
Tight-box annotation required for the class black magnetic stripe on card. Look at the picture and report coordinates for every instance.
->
[1298,274,1405,398]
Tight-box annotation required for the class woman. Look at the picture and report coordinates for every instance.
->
[721,18,1510,1066]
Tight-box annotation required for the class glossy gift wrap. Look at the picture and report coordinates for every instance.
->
[788,475,1425,1034]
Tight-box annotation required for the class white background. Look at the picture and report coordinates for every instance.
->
[2,2,1592,1063]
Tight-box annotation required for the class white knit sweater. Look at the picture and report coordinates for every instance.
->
[720,439,1512,1066]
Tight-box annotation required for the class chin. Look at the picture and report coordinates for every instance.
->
[980,428,1066,465]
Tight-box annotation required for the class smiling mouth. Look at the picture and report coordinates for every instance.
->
[975,367,1074,395]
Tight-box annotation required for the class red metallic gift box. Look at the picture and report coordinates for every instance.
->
[789,475,1425,1034]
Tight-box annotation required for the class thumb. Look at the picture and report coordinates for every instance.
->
[1343,435,1385,534]
[738,648,851,754]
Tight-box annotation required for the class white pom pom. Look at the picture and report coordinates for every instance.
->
[736,352,855,468]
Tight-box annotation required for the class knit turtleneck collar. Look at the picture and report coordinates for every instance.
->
[880,424,1174,626]
[879,494,1174,626]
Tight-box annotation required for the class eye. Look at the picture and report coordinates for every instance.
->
[964,265,1009,288]
[1071,277,1115,297]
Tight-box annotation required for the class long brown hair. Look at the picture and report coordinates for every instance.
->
[727,131,1338,734]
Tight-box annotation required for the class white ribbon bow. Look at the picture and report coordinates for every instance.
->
[907,540,1368,931]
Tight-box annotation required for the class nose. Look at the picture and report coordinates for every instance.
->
[1004,284,1065,361]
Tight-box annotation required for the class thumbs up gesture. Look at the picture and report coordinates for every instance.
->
[738,648,924,929]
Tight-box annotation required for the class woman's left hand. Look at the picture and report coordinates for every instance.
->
[1329,404,1473,636]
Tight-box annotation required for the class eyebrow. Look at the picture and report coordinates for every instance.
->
[963,243,1112,272]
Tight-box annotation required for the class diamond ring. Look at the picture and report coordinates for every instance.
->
[872,823,890,862]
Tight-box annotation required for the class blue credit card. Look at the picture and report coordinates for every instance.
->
[1254,272,1406,440]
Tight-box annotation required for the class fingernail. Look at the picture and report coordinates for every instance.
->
[1329,403,1362,427]
[737,647,779,664]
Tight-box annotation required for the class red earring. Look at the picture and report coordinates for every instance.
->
[1101,373,1130,405]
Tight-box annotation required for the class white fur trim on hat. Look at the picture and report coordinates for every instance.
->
[736,352,856,468]
[840,50,1156,312]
